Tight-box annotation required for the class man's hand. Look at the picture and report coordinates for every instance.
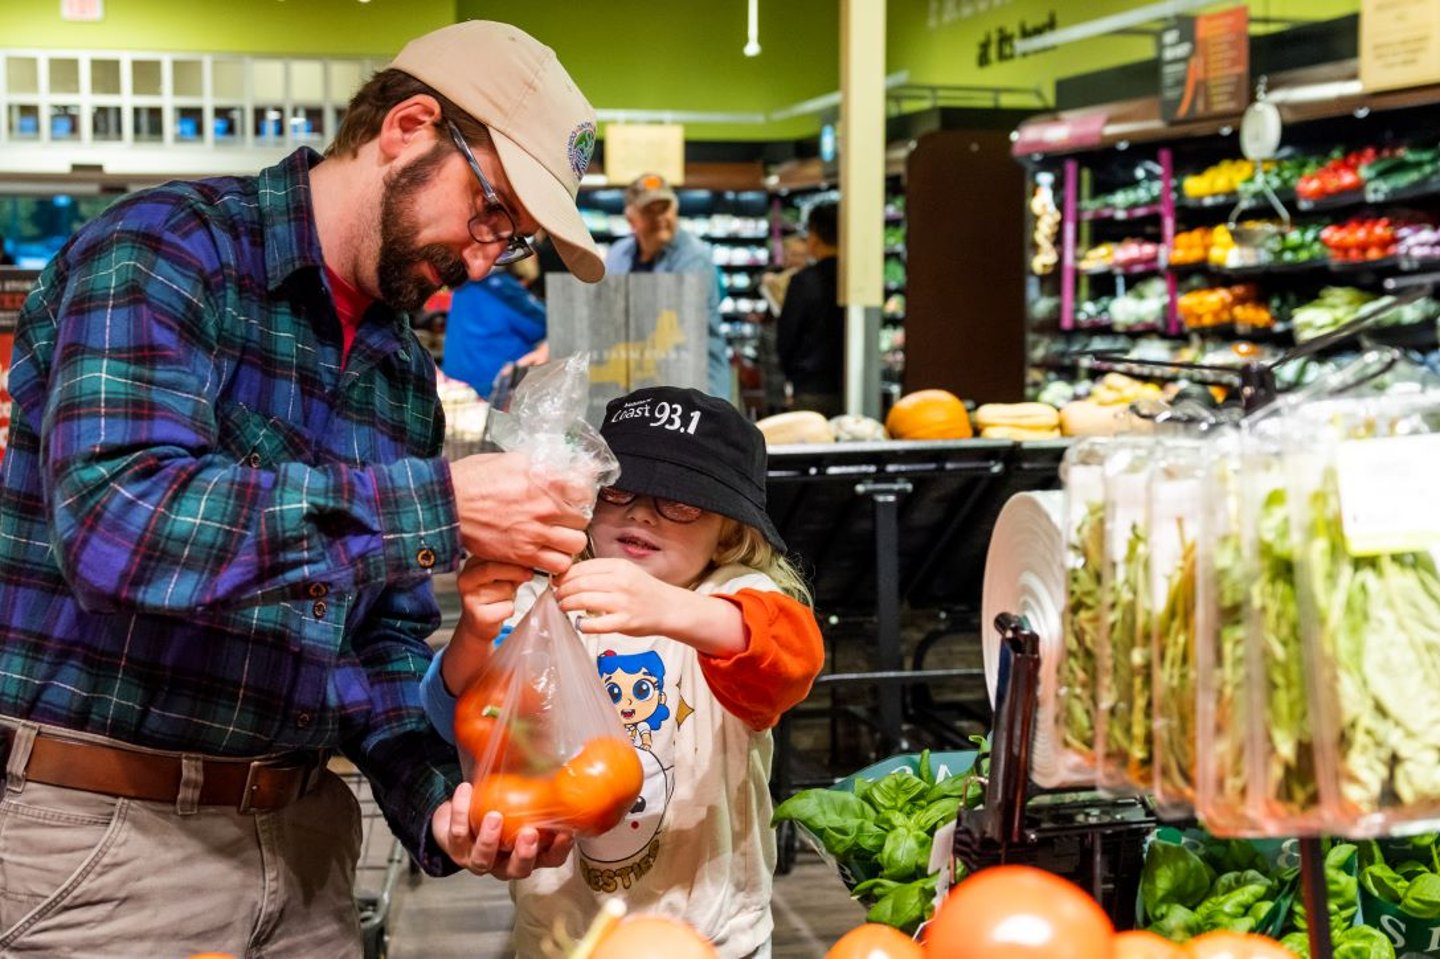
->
[432,781,573,879]
[515,341,550,368]
[449,452,590,575]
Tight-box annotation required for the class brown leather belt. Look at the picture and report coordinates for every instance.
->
[4,733,326,813]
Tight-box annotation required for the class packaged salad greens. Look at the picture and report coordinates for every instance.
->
[1096,437,1156,794]
[1055,437,1110,785]
[1285,389,1440,836]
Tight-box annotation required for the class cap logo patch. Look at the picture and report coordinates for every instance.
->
[610,397,702,436]
[567,121,596,183]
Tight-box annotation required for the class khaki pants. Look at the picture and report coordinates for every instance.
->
[0,725,363,958]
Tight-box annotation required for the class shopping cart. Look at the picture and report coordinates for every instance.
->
[335,759,412,959]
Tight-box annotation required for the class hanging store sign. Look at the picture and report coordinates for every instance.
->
[603,124,685,188]
[1010,112,1107,156]
[60,0,104,21]
[1360,0,1440,93]
[1159,5,1250,122]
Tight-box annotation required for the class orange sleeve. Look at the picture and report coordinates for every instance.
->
[698,588,825,732]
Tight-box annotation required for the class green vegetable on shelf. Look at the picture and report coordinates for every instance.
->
[1155,536,1198,805]
[1062,502,1105,759]
[1257,484,1320,817]
[1099,522,1152,786]
[1139,837,1285,941]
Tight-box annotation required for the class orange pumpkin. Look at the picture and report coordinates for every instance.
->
[885,390,973,440]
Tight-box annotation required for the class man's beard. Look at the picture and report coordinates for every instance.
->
[376,143,470,312]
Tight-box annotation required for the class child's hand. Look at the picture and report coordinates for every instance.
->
[456,558,531,641]
[554,558,681,636]
[442,559,532,696]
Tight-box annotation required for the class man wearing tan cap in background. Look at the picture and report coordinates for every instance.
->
[0,20,596,955]
[606,172,732,400]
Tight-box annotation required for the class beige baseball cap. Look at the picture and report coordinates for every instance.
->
[389,20,604,282]
[625,172,679,210]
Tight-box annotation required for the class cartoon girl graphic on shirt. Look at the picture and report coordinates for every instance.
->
[598,649,670,750]
[581,650,675,881]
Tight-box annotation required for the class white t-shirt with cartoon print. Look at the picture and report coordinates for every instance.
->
[508,564,783,959]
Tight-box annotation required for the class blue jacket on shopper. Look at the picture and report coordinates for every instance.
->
[441,271,546,395]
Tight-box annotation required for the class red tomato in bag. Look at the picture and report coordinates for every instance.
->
[553,736,644,835]
[469,773,561,846]
[922,865,1113,959]
[1112,930,1185,959]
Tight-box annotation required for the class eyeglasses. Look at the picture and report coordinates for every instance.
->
[597,487,705,524]
[445,120,535,266]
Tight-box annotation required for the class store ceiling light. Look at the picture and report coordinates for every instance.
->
[744,0,761,57]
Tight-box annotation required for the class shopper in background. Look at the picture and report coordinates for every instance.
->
[441,259,548,399]
[605,173,732,401]
[777,201,845,417]
[0,20,602,956]
[0,234,14,266]
[421,386,824,959]
[760,233,811,315]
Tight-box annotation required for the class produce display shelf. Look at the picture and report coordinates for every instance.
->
[1080,203,1163,222]
[1364,176,1440,204]
[1325,254,1401,273]
[1295,189,1368,212]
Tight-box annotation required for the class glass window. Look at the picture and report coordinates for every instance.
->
[131,60,162,97]
[49,105,80,140]
[92,59,121,95]
[6,57,39,96]
[92,105,122,141]
[289,106,324,142]
[252,60,285,101]
[173,59,203,98]
[255,106,284,143]
[8,104,40,140]
[49,58,80,95]
[176,107,204,142]
[132,106,163,142]
[213,60,246,100]
[214,105,244,143]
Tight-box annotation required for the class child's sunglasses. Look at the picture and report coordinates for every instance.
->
[597,487,704,523]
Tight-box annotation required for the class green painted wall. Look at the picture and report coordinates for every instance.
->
[888,0,1362,107]
[0,0,1368,141]
[0,0,453,57]
[452,0,841,141]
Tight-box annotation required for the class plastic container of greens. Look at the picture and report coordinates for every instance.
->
[1239,414,1324,835]
[1052,437,1111,787]
[1148,436,1206,817]
[1195,426,1260,835]
[1095,436,1156,796]
[1285,389,1440,837]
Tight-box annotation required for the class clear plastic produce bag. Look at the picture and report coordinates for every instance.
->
[1095,436,1156,795]
[482,352,620,514]
[454,586,643,843]
[1053,437,1111,787]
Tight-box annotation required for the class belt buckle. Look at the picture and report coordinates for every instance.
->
[238,752,323,814]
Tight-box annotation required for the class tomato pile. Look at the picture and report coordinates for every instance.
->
[824,866,1300,959]
[455,670,642,843]
[1296,147,1398,202]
